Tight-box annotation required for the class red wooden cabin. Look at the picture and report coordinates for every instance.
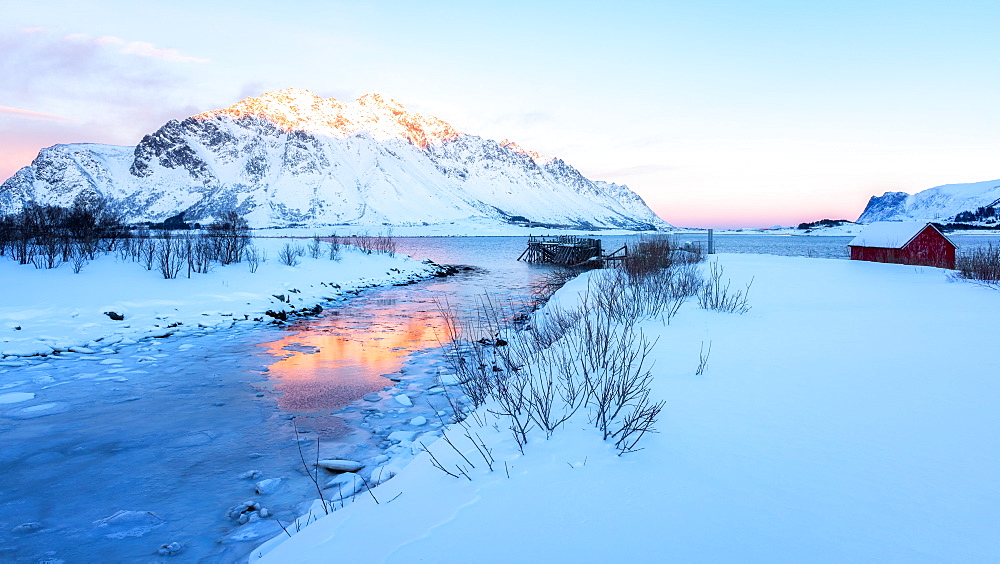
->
[848,222,956,269]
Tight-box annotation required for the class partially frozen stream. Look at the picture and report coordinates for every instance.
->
[0,237,559,563]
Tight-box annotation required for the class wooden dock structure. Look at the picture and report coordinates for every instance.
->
[518,235,627,267]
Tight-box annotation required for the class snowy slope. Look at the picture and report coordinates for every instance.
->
[253,255,1000,562]
[857,178,1000,223]
[0,89,669,230]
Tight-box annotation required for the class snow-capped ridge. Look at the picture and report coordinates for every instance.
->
[194,89,461,149]
[857,178,1000,224]
[0,90,670,230]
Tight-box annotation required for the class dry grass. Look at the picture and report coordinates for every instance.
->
[955,244,1000,284]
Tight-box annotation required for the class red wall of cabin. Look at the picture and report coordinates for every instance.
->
[849,226,955,269]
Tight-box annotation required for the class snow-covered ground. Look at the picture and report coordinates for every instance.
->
[253,253,1000,562]
[0,237,438,360]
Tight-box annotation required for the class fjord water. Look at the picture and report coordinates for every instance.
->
[1,233,994,562]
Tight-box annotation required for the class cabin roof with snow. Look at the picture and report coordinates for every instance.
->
[848,222,956,249]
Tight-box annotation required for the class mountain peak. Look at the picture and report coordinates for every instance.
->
[194,89,460,149]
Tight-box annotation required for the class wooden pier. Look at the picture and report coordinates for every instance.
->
[518,235,627,267]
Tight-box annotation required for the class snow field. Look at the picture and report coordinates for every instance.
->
[254,253,1000,562]
[0,236,439,359]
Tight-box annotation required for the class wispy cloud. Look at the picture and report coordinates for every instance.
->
[88,35,210,64]
[0,105,77,122]
[0,28,208,151]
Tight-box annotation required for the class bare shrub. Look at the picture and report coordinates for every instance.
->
[439,282,666,457]
[622,234,703,281]
[207,211,250,265]
[184,234,214,277]
[697,262,751,314]
[71,248,88,274]
[695,341,711,375]
[955,244,1000,284]
[246,245,265,273]
[155,233,185,279]
[345,231,396,255]
[308,235,323,259]
[531,267,581,302]
[327,234,341,261]
[278,242,303,266]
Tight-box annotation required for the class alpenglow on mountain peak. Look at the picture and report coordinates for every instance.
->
[195,89,461,150]
[0,89,670,230]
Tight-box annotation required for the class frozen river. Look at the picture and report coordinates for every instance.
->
[1,233,997,562]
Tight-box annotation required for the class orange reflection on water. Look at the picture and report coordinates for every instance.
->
[259,299,449,413]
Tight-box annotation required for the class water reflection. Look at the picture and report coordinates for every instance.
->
[260,297,451,413]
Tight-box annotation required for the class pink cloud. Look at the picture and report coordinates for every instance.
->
[0,105,76,123]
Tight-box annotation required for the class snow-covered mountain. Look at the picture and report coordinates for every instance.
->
[857,178,1000,223]
[0,89,669,230]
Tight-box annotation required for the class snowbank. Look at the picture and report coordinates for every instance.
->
[253,253,1000,562]
[0,237,439,359]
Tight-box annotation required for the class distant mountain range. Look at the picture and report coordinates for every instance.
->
[858,178,1000,224]
[0,89,669,230]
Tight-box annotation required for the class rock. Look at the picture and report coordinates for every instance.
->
[409,416,428,426]
[104,311,125,321]
[254,478,283,495]
[158,541,183,556]
[317,459,364,473]
[394,394,412,407]
[11,522,42,534]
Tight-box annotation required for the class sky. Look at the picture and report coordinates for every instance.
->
[2,0,999,228]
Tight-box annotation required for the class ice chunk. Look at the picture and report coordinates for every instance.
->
[1,344,54,357]
[11,522,42,534]
[0,392,35,404]
[5,402,70,419]
[317,459,364,472]
[255,478,283,495]
[93,510,165,539]
[394,394,413,407]
[387,430,417,443]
